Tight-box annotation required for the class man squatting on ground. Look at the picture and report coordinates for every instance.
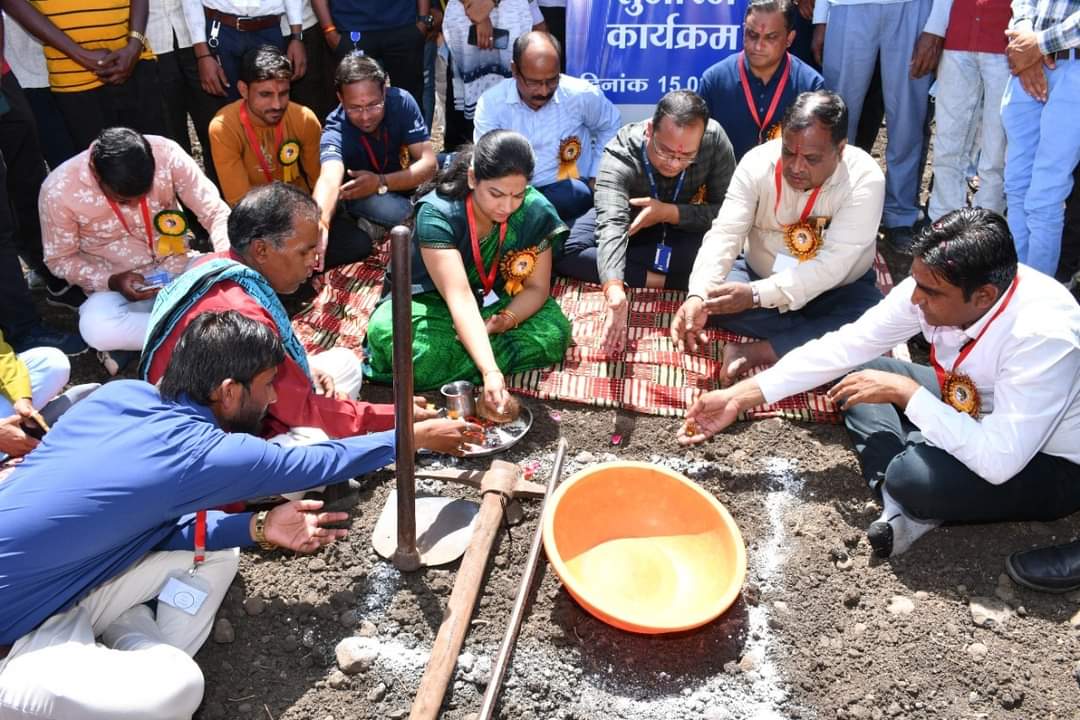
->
[0,311,477,719]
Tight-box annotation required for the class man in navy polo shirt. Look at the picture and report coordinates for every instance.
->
[312,0,432,103]
[699,0,824,162]
[313,53,436,266]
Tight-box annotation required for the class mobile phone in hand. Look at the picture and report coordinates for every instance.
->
[134,282,164,293]
[467,25,510,49]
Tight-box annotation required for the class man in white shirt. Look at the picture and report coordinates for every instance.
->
[473,31,621,224]
[182,0,307,101]
[679,207,1080,559]
[672,91,885,383]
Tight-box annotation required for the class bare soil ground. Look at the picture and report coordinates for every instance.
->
[37,123,1080,720]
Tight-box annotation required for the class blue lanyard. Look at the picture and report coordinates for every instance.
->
[640,142,686,203]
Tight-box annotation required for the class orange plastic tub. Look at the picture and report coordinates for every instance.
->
[543,461,747,634]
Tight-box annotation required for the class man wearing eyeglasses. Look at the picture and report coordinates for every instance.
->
[672,91,884,384]
[555,90,736,353]
[312,53,436,267]
[473,31,621,225]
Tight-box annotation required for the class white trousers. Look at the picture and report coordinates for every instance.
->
[307,347,364,401]
[78,292,155,352]
[928,50,1010,221]
[0,347,69,417]
[0,549,239,720]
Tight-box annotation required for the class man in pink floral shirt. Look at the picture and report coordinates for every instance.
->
[40,128,230,370]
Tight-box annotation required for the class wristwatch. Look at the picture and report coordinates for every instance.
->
[377,174,389,195]
[289,31,303,43]
[417,14,434,27]
[253,510,276,550]
[750,284,761,308]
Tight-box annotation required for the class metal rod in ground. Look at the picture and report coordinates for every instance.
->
[477,437,569,720]
[389,225,420,572]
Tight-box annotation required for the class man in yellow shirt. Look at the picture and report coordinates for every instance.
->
[3,0,165,151]
[208,44,321,206]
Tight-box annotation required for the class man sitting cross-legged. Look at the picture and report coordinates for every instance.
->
[680,208,1080,558]
[671,91,885,383]
[40,127,231,374]
[141,182,435,445]
[0,311,475,719]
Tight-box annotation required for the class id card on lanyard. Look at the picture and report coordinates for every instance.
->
[640,144,685,274]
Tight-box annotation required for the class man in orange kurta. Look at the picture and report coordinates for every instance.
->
[209,44,321,207]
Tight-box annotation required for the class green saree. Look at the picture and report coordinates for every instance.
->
[364,186,571,390]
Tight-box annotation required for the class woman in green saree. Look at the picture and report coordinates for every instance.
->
[365,130,572,412]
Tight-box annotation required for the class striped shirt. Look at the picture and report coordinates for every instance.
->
[31,0,155,93]
[1010,0,1080,54]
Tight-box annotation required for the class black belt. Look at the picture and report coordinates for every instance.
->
[204,8,281,32]
[1052,48,1079,62]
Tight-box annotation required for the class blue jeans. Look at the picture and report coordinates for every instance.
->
[822,0,932,227]
[211,24,287,100]
[1001,58,1080,276]
[345,192,413,227]
[537,179,594,225]
[707,258,882,356]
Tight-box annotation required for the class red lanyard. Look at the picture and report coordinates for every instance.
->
[359,127,390,173]
[929,275,1021,390]
[239,103,285,184]
[193,509,207,567]
[738,52,791,141]
[466,195,507,295]
[107,196,155,254]
[773,161,822,224]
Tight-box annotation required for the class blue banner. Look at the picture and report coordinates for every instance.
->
[566,0,748,112]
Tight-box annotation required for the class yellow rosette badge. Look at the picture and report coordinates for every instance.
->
[153,209,188,257]
[689,184,707,205]
[500,247,539,295]
[399,145,411,169]
[765,123,782,142]
[278,140,301,183]
[557,136,582,181]
[784,222,822,262]
[943,372,980,417]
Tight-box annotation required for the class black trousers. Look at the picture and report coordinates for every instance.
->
[332,23,425,106]
[538,7,567,72]
[23,86,76,168]
[51,59,166,152]
[290,29,338,123]
[843,357,1080,523]
[0,149,39,339]
[1057,162,1080,283]
[156,46,224,179]
[555,207,704,289]
[0,73,57,287]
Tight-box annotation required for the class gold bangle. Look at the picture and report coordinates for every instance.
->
[499,308,520,329]
[127,29,149,50]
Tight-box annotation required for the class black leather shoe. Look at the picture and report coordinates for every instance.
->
[304,479,361,529]
[867,520,893,558]
[1005,539,1080,593]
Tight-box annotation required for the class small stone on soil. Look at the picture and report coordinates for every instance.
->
[969,597,1011,627]
[213,618,235,644]
[966,642,988,660]
[886,596,914,615]
[367,682,387,702]
[242,597,267,616]
[843,589,862,608]
[357,620,378,637]
[327,670,350,689]
[335,637,378,674]
[309,558,328,572]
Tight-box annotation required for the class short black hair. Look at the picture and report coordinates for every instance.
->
[335,53,387,93]
[422,129,535,201]
[512,30,563,68]
[159,310,285,405]
[911,207,1017,300]
[652,90,709,132]
[90,127,155,198]
[229,182,319,252]
[744,0,797,32]
[239,44,292,85]
[781,90,848,146]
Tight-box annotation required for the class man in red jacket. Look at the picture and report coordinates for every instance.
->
[142,181,435,442]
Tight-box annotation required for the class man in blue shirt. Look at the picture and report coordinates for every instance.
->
[473,31,622,225]
[699,0,824,162]
[0,310,474,719]
[313,54,436,265]
[312,0,433,104]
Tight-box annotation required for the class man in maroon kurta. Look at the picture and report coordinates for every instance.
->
[145,184,425,440]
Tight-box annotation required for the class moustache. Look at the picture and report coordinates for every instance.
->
[532,93,555,103]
